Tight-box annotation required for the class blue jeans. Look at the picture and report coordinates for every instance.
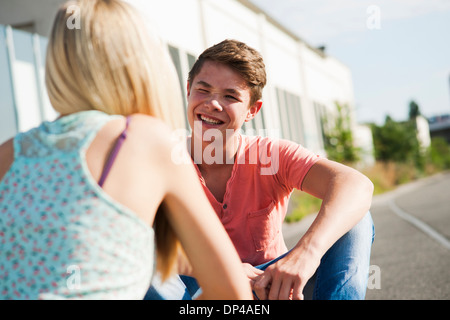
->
[144,212,375,300]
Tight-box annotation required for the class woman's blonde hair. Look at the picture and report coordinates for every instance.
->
[46,0,184,130]
[45,0,184,279]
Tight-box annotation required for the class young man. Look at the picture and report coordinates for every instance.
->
[146,39,374,300]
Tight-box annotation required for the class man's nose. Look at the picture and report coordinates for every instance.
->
[205,96,223,112]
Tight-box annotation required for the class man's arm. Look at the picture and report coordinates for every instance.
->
[253,159,374,300]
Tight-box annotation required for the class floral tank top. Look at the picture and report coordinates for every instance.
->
[0,111,155,299]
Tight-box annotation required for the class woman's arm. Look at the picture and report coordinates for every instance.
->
[160,132,252,300]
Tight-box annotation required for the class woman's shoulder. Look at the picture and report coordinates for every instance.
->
[126,114,185,163]
[128,113,172,132]
[127,114,178,145]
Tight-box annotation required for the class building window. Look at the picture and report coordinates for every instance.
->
[313,102,327,143]
[11,22,35,34]
[168,45,186,102]
[168,45,191,129]
[275,87,304,144]
[11,28,45,132]
[187,53,196,71]
[0,25,18,143]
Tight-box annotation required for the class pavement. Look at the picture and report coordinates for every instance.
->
[282,171,450,300]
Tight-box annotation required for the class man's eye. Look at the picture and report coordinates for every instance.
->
[225,95,238,101]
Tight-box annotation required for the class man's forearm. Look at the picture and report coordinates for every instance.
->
[296,166,373,259]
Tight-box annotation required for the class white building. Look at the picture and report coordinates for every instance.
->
[353,124,375,168]
[0,0,371,162]
[415,115,431,151]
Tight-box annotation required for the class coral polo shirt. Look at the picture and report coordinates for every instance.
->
[193,134,321,266]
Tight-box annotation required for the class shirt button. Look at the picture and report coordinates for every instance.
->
[223,204,228,210]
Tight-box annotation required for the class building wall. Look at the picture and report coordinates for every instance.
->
[353,124,375,168]
[0,0,362,160]
[415,116,431,150]
[429,114,450,144]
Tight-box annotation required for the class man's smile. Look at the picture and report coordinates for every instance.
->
[197,113,225,126]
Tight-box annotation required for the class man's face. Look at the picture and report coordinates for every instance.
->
[187,60,261,142]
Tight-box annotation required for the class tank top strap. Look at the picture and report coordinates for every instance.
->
[98,116,131,188]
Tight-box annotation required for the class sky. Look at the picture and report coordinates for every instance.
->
[249,0,450,125]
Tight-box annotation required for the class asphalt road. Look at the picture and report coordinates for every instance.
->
[282,171,450,300]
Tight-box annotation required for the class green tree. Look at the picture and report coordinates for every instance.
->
[408,100,421,120]
[371,115,422,166]
[323,102,360,163]
[427,137,450,170]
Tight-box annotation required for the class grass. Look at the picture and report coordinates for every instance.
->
[285,190,322,223]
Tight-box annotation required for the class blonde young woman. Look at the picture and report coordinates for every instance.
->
[0,0,251,300]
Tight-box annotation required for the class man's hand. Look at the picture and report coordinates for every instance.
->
[242,263,264,299]
[252,247,320,300]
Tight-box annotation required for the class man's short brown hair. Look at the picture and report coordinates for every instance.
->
[188,39,267,106]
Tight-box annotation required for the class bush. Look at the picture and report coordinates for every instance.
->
[323,103,360,164]
[427,137,450,171]
[371,116,422,165]
[362,161,423,195]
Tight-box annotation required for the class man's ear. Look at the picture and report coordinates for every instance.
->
[186,81,191,98]
[245,100,263,122]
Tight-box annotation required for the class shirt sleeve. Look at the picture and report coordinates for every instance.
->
[273,138,322,192]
